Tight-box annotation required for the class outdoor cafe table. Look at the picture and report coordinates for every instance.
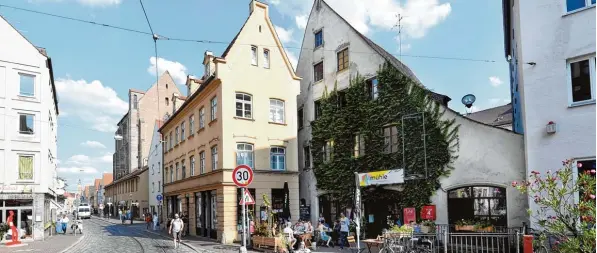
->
[362,238,384,253]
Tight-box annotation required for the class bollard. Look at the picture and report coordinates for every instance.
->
[523,235,533,253]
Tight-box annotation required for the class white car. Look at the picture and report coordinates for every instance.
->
[77,205,91,219]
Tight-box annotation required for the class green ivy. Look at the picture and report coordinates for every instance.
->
[310,62,460,209]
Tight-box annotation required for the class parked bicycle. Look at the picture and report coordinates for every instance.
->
[528,228,557,253]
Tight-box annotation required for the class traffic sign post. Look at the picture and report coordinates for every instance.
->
[233,165,254,253]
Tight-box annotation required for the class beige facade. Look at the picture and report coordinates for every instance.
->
[160,0,301,244]
[104,167,149,219]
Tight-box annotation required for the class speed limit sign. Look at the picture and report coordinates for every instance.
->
[232,165,254,187]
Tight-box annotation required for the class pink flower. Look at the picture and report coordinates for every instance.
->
[578,162,583,168]
[591,170,596,174]
[547,170,552,174]
[531,171,540,175]
[511,181,518,187]
[590,194,596,200]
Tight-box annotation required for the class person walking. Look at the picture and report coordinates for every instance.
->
[152,212,159,231]
[338,213,349,250]
[145,212,152,230]
[61,214,69,234]
[169,213,184,249]
[119,209,124,224]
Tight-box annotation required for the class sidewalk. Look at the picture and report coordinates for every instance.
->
[0,233,84,253]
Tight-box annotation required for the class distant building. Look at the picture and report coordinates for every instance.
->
[0,16,60,241]
[147,120,163,221]
[502,0,596,227]
[160,0,301,243]
[104,167,149,219]
[466,103,513,130]
[113,72,180,180]
[98,173,113,215]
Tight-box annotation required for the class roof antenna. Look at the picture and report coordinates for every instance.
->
[394,13,405,62]
[461,94,476,116]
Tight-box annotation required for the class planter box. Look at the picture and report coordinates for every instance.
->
[420,226,433,233]
[455,225,475,231]
[252,236,281,252]
[475,226,494,233]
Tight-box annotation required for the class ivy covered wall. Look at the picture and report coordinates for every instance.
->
[310,62,460,209]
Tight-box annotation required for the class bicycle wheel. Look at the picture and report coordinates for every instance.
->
[534,246,549,253]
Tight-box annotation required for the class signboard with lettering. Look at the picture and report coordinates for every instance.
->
[0,185,33,193]
[358,169,404,187]
[403,207,416,224]
[299,205,310,221]
[421,205,436,220]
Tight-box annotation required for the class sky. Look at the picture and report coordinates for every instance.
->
[1,0,511,192]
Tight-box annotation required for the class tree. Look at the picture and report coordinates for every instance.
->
[310,62,459,208]
[512,159,596,253]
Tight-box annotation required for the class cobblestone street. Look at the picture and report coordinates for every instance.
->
[64,218,196,253]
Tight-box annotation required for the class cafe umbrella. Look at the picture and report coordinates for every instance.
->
[282,181,291,221]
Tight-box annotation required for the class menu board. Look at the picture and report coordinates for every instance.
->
[299,205,310,221]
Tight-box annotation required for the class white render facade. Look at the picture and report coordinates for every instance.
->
[147,121,163,220]
[297,0,528,230]
[505,0,596,225]
[0,16,60,241]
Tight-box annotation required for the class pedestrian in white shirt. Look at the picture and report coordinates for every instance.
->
[152,212,159,231]
[169,213,184,249]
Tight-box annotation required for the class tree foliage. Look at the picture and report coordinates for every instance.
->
[310,62,460,208]
[512,159,596,253]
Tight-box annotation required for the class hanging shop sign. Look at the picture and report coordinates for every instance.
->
[403,207,416,224]
[358,169,404,187]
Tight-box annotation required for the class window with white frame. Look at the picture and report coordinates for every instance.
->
[568,56,595,104]
[235,93,253,119]
[19,73,35,97]
[158,180,161,192]
[354,134,366,157]
[367,78,379,100]
[236,143,254,168]
[181,159,186,179]
[175,162,180,181]
[264,49,270,68]
[270,147,286,170]
[189,115,195,134]
[251,46,258,65]
[210,97,217,121]
[383,125,399,153]
[170,165,174,183]
[190,156,196,176]
[19,114,34,135]
[181,121,186,140]
[175,127,179,144]
[323,140,334,162]
[269,99,285,123]
[200,151,206,174]
[566,0,595,12]
[199,108,205,128]
[18,155,34,180]
[211,146,218,170]
[152,182,155,193]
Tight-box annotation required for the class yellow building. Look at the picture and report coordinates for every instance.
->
[104,167,149,219]
[159,0,301,243]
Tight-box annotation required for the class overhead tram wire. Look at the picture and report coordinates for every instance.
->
[0,4,497,64]
[138,0,162,119]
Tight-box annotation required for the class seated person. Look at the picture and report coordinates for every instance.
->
[283,222,297,249]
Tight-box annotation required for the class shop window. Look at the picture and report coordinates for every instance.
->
[271,189,285,216]
[447,186,507,227]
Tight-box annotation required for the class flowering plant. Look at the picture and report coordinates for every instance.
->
[512,159,596,253]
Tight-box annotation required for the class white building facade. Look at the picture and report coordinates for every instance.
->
[148,121,163,220]
[297,0,528,233]
[503,0,596,225]
[0,16,60,241]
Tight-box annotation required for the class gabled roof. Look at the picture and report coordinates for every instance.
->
[105,167,148,188]
[315,0,451,105]
[466,103,513,127]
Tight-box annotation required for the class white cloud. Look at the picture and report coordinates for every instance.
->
[56,159,61,165]
[274,25,294,44]
[81,140,106,149]
[489,76,503,87]
[76,0,121,7]
[286,50,298,70]
[55,78,128,132]
[100,154,113,163]
[273,0,450,38]
[148,57,187,85]
[489,98,501,105]
[295,15,308,30]
[269,0,281,5]
[57,166,99,174]
[66,155,90,164]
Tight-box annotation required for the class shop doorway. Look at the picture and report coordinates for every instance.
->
[1,200,34,240]
[447,186,507,228]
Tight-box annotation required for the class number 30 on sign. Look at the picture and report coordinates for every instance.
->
[232,165,254,187]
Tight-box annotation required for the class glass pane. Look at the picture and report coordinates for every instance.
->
[19,74,34,96]
[570,59,592,102]
[448,187,470,198]
[567,0,586,11]
[474,199,489,215]
[236,93,243,99]
[490,199,507,216]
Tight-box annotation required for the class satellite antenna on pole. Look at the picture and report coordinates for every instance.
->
[461,94,476,115]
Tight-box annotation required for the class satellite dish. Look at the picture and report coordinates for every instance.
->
[461,94,476,108]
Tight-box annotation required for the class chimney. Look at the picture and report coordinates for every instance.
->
[249,0,268,15]
[203,51,214,79]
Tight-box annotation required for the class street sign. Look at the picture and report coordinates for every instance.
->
[232,165,254,187]
[156,194,163,201]
[239,188,255,205]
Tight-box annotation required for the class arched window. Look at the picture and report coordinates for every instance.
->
[448,186,507,227]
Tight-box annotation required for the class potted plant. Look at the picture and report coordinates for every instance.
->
[454,219,475,231]
[420,220,436,233]
[252,194,282,251]
[0,223,9,242]
[473,220,494,232]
